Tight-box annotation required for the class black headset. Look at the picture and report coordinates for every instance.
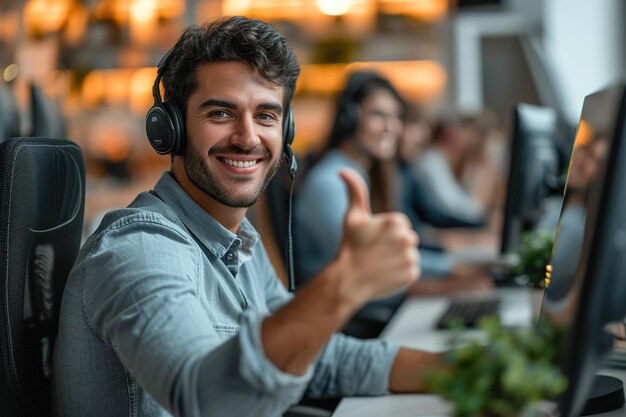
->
[145,48,298,177]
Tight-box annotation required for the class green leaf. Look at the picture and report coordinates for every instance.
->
[424,318,567,417]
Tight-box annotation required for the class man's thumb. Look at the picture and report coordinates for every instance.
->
[340,168,372,219]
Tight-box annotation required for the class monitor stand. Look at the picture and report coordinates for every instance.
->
[581,374,625,415]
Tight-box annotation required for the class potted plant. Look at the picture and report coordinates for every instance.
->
[424,317,567,417]
[512,230,555,289]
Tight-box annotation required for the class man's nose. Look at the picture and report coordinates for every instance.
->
[231,116,260,149]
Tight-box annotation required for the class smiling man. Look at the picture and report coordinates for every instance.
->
[53,16,439,417]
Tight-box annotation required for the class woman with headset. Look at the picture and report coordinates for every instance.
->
[294,70,493,338]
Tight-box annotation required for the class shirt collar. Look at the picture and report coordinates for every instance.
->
[152,171,260,259]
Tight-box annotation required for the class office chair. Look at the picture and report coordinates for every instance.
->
[0,137,85,416]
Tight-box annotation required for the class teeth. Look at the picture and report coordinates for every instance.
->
[224,159,258,168]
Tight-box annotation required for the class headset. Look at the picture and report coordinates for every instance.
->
[145,48,298,178]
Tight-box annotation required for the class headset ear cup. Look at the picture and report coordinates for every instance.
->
[145,101,185,155]
[340,101,359,136]
[163,100,185,155]
[336,70,382,138]
[146,104,175,155]
[283,107,295,146]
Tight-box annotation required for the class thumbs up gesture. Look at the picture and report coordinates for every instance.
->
[334,169,420,306]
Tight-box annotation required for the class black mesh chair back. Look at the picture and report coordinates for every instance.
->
[0,137,85,416]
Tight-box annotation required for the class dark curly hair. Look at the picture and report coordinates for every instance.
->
[161,16,301,117]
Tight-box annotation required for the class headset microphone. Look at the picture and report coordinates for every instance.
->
[283,112,298,293]
[284,144,298,178]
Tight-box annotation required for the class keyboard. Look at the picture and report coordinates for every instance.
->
[435,295,501,329]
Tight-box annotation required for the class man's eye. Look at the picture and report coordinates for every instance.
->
[257,113,277,122]
[209,110,229,119]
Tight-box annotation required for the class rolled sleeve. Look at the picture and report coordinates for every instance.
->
[239,310,313,393]
[305,334,400,398]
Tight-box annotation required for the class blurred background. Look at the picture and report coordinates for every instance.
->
[0,0,624,235]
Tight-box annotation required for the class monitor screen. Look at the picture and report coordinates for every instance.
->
[500,103,566,255]
[541,81,626,417]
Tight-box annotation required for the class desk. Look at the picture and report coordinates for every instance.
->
[381,287,533,352]
[332,290,626,417]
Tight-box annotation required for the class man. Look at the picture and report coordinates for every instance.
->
[53,16,437,417]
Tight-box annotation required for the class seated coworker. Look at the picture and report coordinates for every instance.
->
[412,119,488,226]
[398,103,486,233]
[294,71,493,318]
[53,16,440,417]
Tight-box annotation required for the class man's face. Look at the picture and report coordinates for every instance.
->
[183,61,285,208]
[353,89,403,161]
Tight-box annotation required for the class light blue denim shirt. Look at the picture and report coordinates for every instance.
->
[52,171,399,417]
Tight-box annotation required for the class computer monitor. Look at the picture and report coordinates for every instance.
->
[0,84,20,142]
[30,82,65,138]
[541,81,626,417]
[500,103,567,255]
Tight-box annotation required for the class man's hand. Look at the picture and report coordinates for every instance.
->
[333,168,421,307]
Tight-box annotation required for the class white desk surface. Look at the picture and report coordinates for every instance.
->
[381,287,535,352]
[332,288,626,417]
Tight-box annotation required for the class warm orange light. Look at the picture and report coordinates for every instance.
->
[82,69,140,108]
[81,71,106,109]
[299,60,447,101]
[24,0,72,34]
[106,71,132,106]
[158,0,185,18]
[351,60,447,100]
[223,0,373,25]
[297,64,349,95]
[130,0,158,24]
[223,0,447,22]
[316,0,353,16]
[130,67,158,115]
[129,0,158,45]
[63,4,88,45]
[220,0,376,36]
[0,11,20,44]
[222,0,253,15]
[223,0,307,18]
[574,119,593,148]
[379,0,448,21]
[94,0,184,25]
[93,126,131,162]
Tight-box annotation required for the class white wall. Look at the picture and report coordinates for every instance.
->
[543,0,624,124]
[453,0,624,124]
[453,11,536,114]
